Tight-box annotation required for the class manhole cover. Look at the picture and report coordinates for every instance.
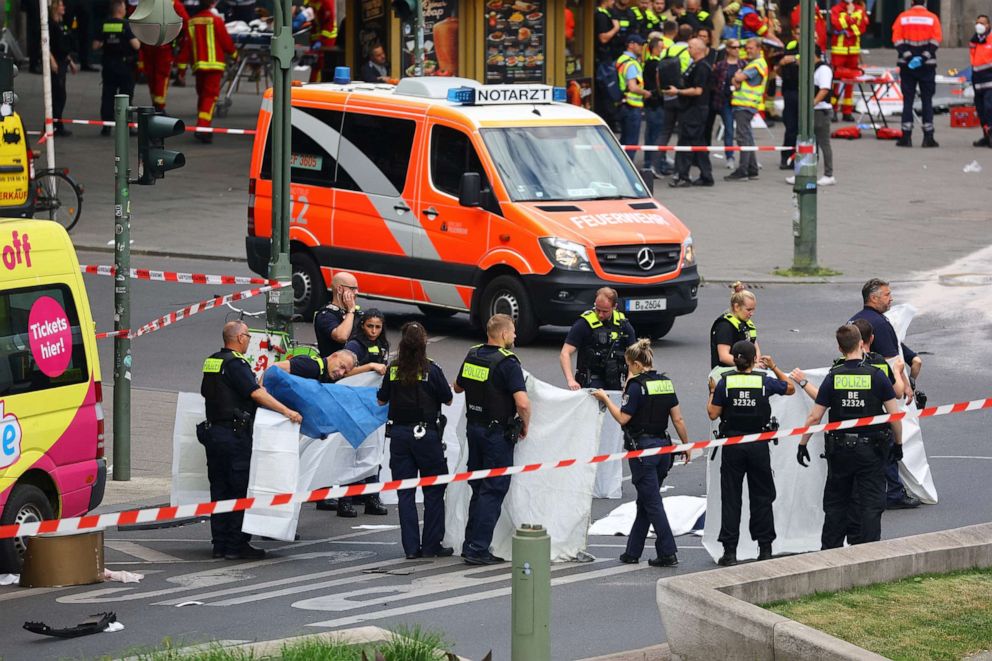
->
[938,273,992,287]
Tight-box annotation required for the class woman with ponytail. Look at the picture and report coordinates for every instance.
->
[592,338,691,568]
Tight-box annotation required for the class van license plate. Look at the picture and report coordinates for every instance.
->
[627,298,667,312]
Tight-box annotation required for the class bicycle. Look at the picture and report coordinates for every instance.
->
[32,167,83,232]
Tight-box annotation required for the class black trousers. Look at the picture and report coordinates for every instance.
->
[625,438,677,559]
[389,425,448,557]
[900,65,936,133]
[675,107,712,181]
[718,441,776,548]
[201,425,253,553]
[51,58,68,122]
[656,105,679,167]
[100,64,136,121]
[822,442,886,550]
[463,422,513,558]
[781,88,799,165]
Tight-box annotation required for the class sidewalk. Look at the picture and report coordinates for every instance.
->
[12,48,991,283]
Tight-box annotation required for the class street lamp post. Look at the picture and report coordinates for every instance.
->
[792,0,818,271]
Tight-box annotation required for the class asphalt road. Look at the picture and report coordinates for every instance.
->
[1,253,988,660]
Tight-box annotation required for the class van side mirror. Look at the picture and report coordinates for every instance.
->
[639,168,655,197]
[459,172,482,207]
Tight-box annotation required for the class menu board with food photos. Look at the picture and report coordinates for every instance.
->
[402,0,459,77]
[484,0,547,84]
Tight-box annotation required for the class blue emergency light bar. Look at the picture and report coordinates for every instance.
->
[447,85,567,105]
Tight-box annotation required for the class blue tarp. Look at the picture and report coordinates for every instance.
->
[263,366,387,448]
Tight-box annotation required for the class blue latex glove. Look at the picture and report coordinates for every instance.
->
[908,55,923,70]
[311,40,322,51]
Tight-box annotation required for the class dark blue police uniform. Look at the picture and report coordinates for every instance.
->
[848,307,918,506]
[712,370,788,553]
[313,304,360,357]
[456,344,526,562]
[287,353,333,382]
[97,17,137,124]
[620,371,679,562]
[377,361,452,558]
[565,309,636,389]
[198,348,259,556]
[815,360,897,549]
[345,335,388,367]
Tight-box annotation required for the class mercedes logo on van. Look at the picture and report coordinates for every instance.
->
[636,247,656,271]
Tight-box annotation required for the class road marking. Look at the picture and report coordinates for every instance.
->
[305,562,646,629]
[106,540,187,563]
[329,541,398,545]
[588,544,705,549]
[929,455,992,460]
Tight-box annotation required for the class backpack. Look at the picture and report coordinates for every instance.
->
[596,59,624,104]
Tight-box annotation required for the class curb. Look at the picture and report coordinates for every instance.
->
[73,243,247,264]
[578,643,673,661]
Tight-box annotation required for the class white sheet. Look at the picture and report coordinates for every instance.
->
[593,391,624,499]
[701,304,936,562]
[589,495,707,538]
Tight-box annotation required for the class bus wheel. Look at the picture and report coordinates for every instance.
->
[480,275,538,345]
[644,315,676,339]
[291,252,326,321]
[0,484,54,573]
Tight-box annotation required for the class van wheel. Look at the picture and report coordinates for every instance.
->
[291,252,326,321]
[643,315,676,339]
[0,484,54,573]
[418,305,458,319]
[479,275,538,345]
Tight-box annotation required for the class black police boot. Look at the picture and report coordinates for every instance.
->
[717,546,738,566]
[224,543,266,560]
[896,132,912,147]
[336,497,358,518]
[921,131,939,148]
[648,555,679,567]
[618,553,640,564]
[974,133,990,147]
[757,543,773,561]
[364,494,388,516]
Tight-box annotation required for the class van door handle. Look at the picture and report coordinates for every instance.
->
[393,203,411,214]
[422,207,439,219]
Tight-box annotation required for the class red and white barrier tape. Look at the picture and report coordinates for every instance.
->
[623,144,815,153]
[53,118,255,135]
[94,281,289,340]
[81,264,280,286]
[2,396,988,541]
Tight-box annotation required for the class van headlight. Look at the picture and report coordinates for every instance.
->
[681,236,695,268]
[540,237,592,272]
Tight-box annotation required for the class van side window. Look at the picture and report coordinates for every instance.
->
[0,285,88,396]
[260,108,353,188]
[430,125,489,198]
[337,112,416,195]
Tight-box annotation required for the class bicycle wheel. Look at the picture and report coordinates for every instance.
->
[33,170,82,232]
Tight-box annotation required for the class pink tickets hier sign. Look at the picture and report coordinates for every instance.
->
[28,296,72,378]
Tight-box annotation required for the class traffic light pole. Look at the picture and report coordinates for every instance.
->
[113,95,131,481]
[792,0,818,270]
[265,0,294,337]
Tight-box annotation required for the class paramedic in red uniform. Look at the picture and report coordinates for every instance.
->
[892,0,942,148]
[139,0,188,111]
[185,0,234,143]
[305,0,337,82]
[829,0,868,121]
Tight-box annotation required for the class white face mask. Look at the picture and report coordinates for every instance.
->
[977,23,988,35]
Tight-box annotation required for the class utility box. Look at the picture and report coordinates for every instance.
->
[511,523,550,661]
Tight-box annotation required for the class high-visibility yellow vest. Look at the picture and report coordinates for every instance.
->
[731,56,767,110]
[617,54,645,108]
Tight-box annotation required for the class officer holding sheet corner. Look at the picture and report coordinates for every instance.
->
[198,320,301,560]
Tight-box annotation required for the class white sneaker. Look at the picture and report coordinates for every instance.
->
[785,175,795,184]
[726,155,736,170]
[818,175,836,186]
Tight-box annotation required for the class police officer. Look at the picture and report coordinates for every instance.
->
[592,338,689,567]
[560,287,637,391]
[848,278,922,510]
[93,0,139,135]
[710,286,760,369]
[344,308,389,378]
[892,0,942,148]
[453,314,531,565]
[797,324,903,550]
[707,341,793,566]
[313,273,361,358]
[198,321,302,560]
[376,322,453,560]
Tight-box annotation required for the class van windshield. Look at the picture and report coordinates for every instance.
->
[480,125,648,202]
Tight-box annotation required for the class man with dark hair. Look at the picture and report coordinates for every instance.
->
[847,279,923,510]
[797,325,903,550]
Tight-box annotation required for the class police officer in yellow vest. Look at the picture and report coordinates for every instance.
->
[710,288,760,371]
[198,321,302,560]
[725,38,767,182]
[561,287,638,391]
[616,34,652,146]
[678,0,713,33]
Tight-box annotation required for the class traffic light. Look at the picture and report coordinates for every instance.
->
[392,0,416,21]
[129,0,183,46]
[135,106,185,185]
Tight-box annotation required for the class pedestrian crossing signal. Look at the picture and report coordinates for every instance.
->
[136,107,185,185]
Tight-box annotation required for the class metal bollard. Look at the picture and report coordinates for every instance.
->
[511,523,551,661]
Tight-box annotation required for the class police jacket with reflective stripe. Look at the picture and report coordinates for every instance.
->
[388,363,441,425]
[720,369,771,434]
[624,371,676,436]
[201,349,257,423]
[460,345,518,425]
[826,363,886,434]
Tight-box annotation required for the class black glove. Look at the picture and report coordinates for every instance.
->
[891,443,904,463]
[797,444,811,467]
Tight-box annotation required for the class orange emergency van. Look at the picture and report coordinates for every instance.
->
[246,77,699,342]
[0,219,105,571]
